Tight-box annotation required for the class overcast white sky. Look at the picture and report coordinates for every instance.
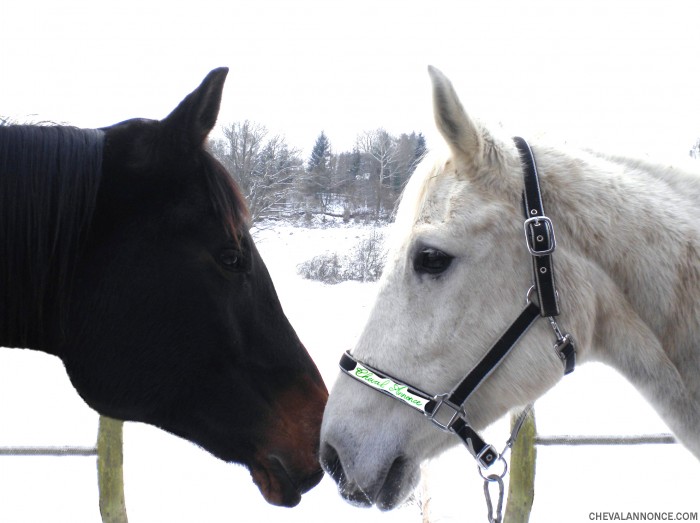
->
[2,0,699,159]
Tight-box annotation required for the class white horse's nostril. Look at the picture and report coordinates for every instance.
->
[320,442,375,507]
[319,443,344,484]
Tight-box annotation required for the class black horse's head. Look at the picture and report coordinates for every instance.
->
[2,69,327,507]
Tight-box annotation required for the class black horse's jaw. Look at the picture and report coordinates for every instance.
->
[249,456,324,507]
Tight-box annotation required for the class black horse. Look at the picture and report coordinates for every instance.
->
[0,68,327,507]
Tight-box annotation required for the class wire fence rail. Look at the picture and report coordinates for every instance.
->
[504,408,677,523]
[0,416,128,523]
[0,446,97,456]
[535,433,676,446]
[1,410,679,523]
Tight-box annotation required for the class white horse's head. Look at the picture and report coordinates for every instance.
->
[320,67,592,510]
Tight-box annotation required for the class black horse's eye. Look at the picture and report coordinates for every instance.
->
[414,248,453,275]
[219,248,245,271]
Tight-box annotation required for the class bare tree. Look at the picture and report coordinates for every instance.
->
[210,121,303,222]
[208,122,427,224]
[356,128,399,219]
[690,137,700,160]
[254,135,304,220]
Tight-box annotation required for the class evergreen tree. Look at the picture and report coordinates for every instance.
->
[414,133,427,168]
[306,131,335,214]
[349,148,362,180]
[308,131,332,173]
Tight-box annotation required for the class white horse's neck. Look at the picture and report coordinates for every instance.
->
[539,147,700,352]
[536,145,700,454]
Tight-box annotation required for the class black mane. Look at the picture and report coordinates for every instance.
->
[0,125,103,347]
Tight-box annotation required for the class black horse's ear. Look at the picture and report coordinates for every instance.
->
[162,67,229,150]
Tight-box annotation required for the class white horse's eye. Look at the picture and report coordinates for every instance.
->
[413,248,453,275]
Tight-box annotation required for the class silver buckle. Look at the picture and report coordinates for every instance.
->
[523,216,556,256]
[428,394,463,431]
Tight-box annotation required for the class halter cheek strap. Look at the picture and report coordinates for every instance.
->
[338,137,576,469]
[517,135,560,318]
[516,136,575,374]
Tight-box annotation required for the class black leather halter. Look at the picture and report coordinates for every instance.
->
[339,137,576,469]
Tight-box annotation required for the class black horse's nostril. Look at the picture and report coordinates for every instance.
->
[320,443,345,485]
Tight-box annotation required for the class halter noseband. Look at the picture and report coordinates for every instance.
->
[339,137,576,469]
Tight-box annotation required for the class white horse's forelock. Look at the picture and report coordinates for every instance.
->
[390,153,441,241]
[389,124,517,252]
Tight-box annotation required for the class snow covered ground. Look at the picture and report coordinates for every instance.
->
[1,223,699,522]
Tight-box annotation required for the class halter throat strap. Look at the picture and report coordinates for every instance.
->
[338,137,576,469]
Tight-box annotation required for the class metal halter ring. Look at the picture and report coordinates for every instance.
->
[526,285,559,307]
[525,285,537,306]
[478,453,508,481]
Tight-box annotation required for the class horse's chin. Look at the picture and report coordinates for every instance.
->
[249,457,324,507]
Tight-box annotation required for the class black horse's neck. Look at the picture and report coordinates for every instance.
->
[0,125,103,351]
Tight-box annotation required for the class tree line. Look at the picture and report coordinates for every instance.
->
[208,122,427,223]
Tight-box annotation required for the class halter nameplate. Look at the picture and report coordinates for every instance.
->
[340,353,431,411]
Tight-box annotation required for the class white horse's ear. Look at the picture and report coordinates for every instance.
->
[428,66,484,167]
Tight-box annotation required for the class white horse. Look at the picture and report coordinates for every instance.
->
[320,66,700,510]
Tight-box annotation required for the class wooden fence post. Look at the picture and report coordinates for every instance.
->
[97,416,128,523]
[504,408,536,523]
[419,463,432,523]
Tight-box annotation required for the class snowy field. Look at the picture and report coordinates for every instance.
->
[1,223,699,523]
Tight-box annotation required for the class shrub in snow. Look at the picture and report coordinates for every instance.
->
[297,252,345,284]
[297,230,386,284]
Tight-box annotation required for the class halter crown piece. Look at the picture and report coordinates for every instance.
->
[339,137,576,471]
